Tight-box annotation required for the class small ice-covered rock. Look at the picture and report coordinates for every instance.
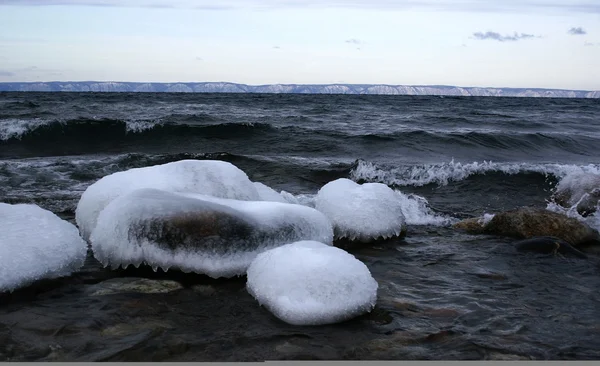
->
[76,160,261,241]
[246,240,378,326]
[0,203,87,292]
[315,178,406,242]
[90,188,334,278]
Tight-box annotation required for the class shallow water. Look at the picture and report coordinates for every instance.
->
[1,92,600,360]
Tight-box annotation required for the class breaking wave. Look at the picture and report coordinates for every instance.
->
[349,159,600,187]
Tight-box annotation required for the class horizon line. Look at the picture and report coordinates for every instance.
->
[0,80,598,92]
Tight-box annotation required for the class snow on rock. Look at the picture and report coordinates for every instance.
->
[90,188,334,278]
[76,160,261,241]
[246,240,378,326]
[253,182,288,203]
[315,178,406,242]
[0,203,87,292]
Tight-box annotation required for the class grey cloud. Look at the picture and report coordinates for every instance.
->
[472,31,536,42]
[345,38,361,45]
[568,27,587,35]
[584,42,596,46]
[0,71,15,77]
[2,0,600,14]
[273,45,281,49]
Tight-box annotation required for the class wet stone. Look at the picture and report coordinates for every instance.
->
[190,284,217,296]
[101,320,174,337]
[487,352,532,360]
[275,341,305,355]
[85,278,184,296]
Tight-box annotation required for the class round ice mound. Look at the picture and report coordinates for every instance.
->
[246,240,378,326]
[76,159,261,241]
[315,178,406,242]
[0,203,88,292]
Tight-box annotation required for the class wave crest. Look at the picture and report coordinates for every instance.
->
[350,159,600,187]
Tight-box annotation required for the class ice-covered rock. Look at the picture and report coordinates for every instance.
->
[253,182,288,203]
[315,178,406,242]
[90,188,334,278]
[246,240,378,325]
[76,160,261,241]
[0,203,87,292]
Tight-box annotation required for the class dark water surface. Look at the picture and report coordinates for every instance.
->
[1,92,599,360]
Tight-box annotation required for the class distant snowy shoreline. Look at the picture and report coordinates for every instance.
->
[0,81,598,98]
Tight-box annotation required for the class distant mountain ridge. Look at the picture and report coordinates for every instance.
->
[0,81,598,98]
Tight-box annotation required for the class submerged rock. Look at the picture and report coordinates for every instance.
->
[514,236,588,258]
[85,278,184,296]
[453,207,600,247]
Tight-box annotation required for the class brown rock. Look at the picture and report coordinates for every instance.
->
[453,207,600,247]
[452,217,486,234]
[484,207,600,246]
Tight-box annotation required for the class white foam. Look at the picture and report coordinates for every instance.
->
[553,171,600,206]
[90,188,334,278]
[0,118,51,141]
[546,201,600,234]
[350,159,600,187]
[246,240,378,326]
[280,191,317,208]
[75,159,261,241]
[0,203,88,292]
[479,213,496,225]
[315,178,406,241]
[124,119,162,133]
[393,190,454,226]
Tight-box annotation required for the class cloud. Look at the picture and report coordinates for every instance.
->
[0,71,15,77]
[345,38,361,45]
[472,31,536,42]
[568,27,587,35]
[584,42,596,46]
[2,0,600,14]
[273,45,281,49]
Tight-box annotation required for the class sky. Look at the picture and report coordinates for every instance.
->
[0,0,599,90]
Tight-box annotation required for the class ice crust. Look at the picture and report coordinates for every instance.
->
[253,182,288,203]
[0,203,87,292]
[76,160,261,241]
[246,240,378,325]
[315,178,406,241]
[90,188,334,278]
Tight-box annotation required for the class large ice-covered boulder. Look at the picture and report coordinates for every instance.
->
[90,188,334,278]
[246,240,378,326]
[315,178,406,242]
[76,160,263,241]
[0,203,88,292]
